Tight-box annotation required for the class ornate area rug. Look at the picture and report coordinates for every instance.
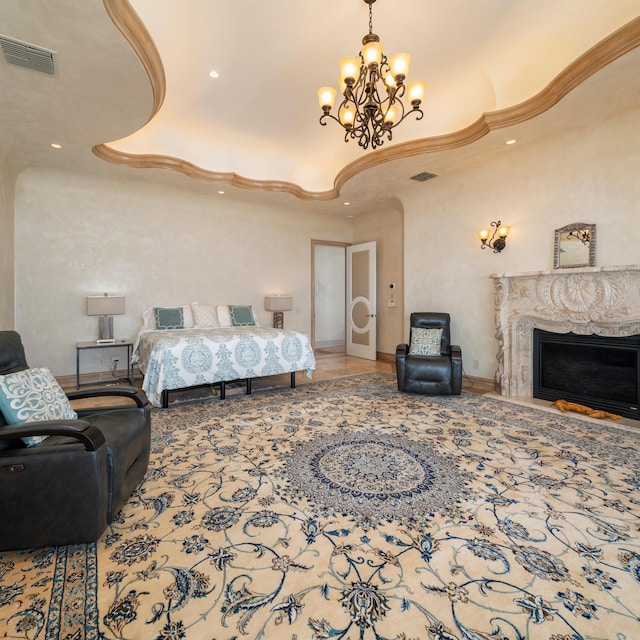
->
[2,373,640,639]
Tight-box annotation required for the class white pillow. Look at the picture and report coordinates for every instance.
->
[182,305,194,328]
[192,303,221,328]
[216,305,232,327]
[409,328,443,356]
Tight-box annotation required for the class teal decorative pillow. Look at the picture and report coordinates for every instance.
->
[229,305,256,327]
[154,307,184,330]
[0,367,77,446]
[409,328,443,356]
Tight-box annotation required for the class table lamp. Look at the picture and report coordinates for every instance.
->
[87,293,125,343]
[264,295,292,329]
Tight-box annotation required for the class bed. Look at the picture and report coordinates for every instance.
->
[132,304,316,407]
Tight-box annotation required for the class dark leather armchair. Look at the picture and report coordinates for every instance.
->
[396,312,462,395]
[0,331,151,551]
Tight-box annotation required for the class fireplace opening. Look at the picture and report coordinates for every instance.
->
[532,329,640,420]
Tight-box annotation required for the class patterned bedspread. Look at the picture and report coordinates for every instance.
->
[133,327,316,406]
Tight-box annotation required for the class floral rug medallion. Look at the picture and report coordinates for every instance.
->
[1,372,640,640]
[280,429,473,529]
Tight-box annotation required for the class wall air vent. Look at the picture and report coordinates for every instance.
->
[0,35,55,75]
[410,171,438,182]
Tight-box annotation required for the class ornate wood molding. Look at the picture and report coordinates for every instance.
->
[101,0,165,115]
[94,4,640,201]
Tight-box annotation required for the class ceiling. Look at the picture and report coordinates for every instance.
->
[1,1,639,218]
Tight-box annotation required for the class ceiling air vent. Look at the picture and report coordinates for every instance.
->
[410,171,438,182]
[0,35,55,75]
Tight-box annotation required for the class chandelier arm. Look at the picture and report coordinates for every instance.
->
[319,113,347,128]
[391,105,424,129]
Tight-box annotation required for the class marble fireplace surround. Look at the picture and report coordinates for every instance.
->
[491,265,640,398]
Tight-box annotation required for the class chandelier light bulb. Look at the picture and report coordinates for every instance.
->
[407,81,427,105]
[317,86,337,110]
[339,56,360,84]
[388,52,411,82]
[340,106,356,127]
[384,104,398,124]
[362,40,383,66]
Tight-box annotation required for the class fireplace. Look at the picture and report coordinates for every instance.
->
[491,265,640,414]
[532,329,640,419]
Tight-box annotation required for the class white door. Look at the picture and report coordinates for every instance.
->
[346,241,377,360]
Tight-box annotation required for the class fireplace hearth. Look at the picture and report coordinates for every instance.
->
[532,329,640,419]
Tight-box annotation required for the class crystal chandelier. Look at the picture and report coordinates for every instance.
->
[317,0,426,150]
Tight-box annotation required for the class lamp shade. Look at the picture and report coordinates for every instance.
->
[264,296,292,312]
[317,86,337,110]
[86,295,125,316]
[388,52,411,79]
[407,80,427,104]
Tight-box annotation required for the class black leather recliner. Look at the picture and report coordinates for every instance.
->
[0,331,151,551]
[396,312,462,395]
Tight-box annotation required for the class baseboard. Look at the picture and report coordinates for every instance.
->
[376,354,494,393]
[315,340,345,349]
[57,370,142,391]
[462,374,496,393]
[377,352,395,365]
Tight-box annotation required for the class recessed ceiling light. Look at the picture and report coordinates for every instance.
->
[344,202,350,206]
[209,70,219,79]
[217,190,224,195]
[346,214,353,219]
[50,143,62,149]
[506,139,516,145]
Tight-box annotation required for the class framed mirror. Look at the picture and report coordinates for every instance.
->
[554,222,596,269]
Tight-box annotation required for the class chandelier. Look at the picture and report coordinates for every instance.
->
[317,0,426,150]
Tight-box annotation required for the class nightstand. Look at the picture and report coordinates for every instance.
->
[76,340,134,389]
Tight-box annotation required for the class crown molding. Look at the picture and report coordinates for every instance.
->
[94,4,640,202]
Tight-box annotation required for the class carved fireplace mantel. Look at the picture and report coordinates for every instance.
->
[491,265,640,397]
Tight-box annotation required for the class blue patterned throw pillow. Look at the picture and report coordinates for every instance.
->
[154,307,184,330]
[0,367,77,446]
[409,328,443,356]
[229,305,256,327]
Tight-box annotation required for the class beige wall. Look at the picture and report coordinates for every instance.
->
[11,105,639,381]
[403,105,640,383]
[14,169,352,375]
[0,152,17,330]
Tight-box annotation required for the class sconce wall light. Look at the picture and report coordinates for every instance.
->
[479,221,509,253]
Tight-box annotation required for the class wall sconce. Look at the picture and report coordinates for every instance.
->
[479,221,509,253]
[87,293,125,343]
[264,295,292,329]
